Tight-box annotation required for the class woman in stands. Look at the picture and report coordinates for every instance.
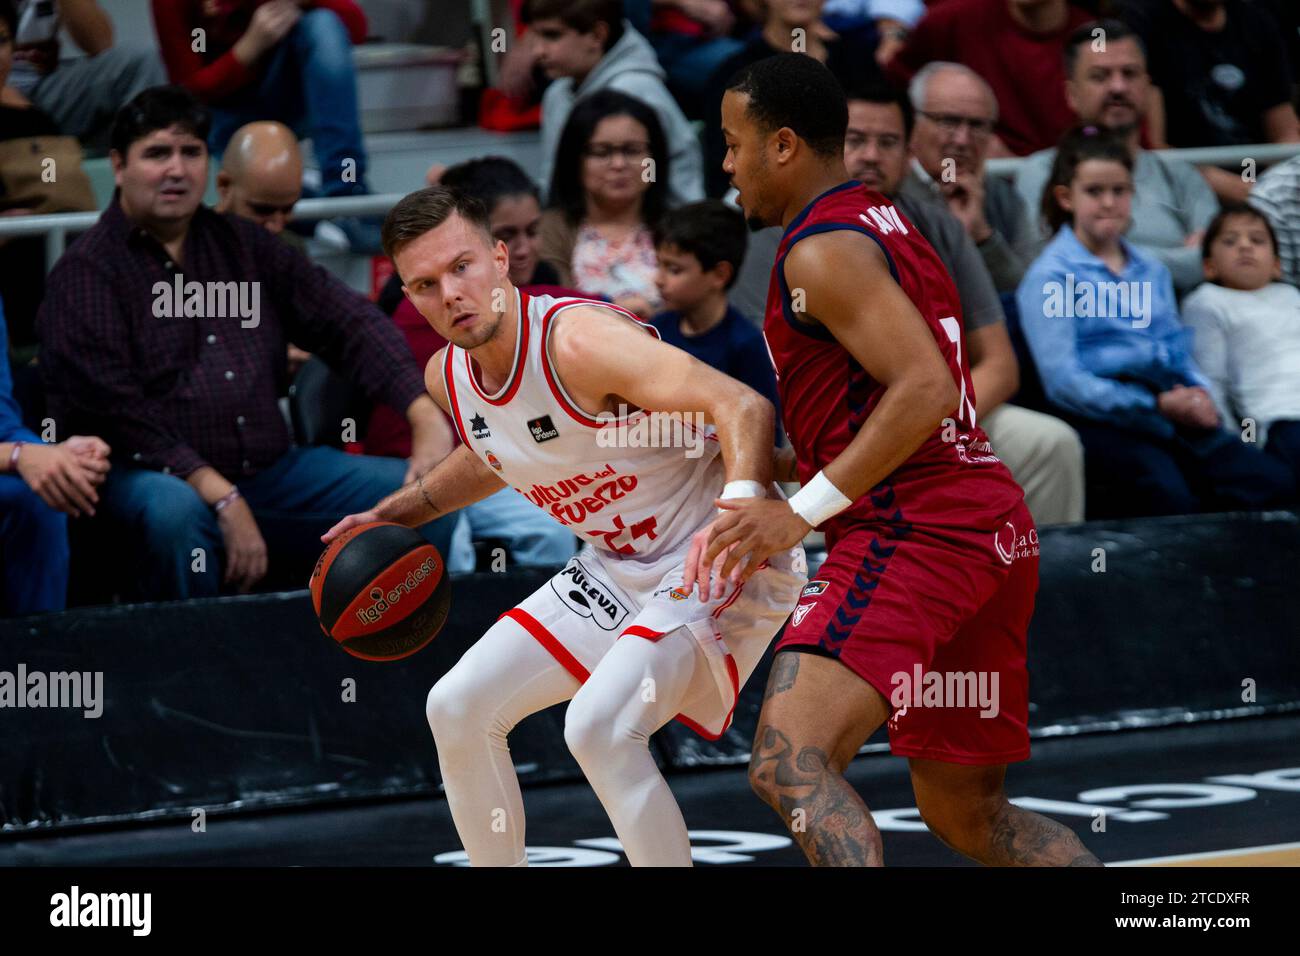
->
[1015,126,1294,518]
[538,89,671,320]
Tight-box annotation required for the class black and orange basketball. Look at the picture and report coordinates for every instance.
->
[310,522,451,661]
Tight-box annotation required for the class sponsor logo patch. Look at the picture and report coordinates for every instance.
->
[792,602,815,627]
[652,584,693,602]
[802,580,829,596]
[550,558,630,631]
[485,450,503,472]
[528,414,560,443]
[469,412,490,440]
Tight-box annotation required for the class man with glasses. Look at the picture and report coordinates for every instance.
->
[881,0,1093,156]
[844,81,1085,527]
[1013,19,1220,294]
[907,62,1037,293]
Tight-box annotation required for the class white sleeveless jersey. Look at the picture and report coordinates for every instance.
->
[443,290,726,561]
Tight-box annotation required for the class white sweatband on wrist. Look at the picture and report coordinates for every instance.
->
[788,470,852,528]
[720,479,766,502]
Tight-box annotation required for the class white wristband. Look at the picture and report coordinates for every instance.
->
[787,470,852,528]
[721,479,766,501]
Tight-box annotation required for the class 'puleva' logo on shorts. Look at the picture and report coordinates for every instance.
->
[550,558,630,630]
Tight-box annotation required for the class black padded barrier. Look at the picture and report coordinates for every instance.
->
[1,511,1297,831]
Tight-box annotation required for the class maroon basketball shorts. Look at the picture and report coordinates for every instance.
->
[777,501,1039,765]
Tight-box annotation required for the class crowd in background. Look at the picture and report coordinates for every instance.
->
[3,0,1300,617]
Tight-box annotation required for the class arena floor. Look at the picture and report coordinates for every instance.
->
[3,712,1296,867]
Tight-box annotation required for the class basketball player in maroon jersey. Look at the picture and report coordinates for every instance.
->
[686,55,1100,866]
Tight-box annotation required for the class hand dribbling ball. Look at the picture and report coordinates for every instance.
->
[310,522,451,661]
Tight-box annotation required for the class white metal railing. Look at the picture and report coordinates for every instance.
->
[0,192,408,274]
[3,141,1299,269]
[983,141,1300,178]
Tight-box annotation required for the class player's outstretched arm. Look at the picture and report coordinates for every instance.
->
[697,231,959,585]
[549,307,776,488]
[321,348,506,543]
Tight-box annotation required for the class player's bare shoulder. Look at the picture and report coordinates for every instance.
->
[546,303,639,375]
[425,346,451,415]
[785,227,890,289]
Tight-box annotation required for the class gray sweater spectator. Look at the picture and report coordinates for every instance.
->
[906,61,1037,293]
[528,5,703,207]
[1014,19,1220,295]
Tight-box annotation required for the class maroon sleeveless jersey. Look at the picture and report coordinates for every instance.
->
[763,180,1024,535]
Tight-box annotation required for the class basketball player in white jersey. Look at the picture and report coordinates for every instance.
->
[323,186,807,867]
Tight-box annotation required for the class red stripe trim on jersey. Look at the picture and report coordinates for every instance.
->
[443,347,470,446]
[500,608,590,683]
[673,652,741,741]
[539,298,660,429]
[503,607,737,740]
[619,624,667,642]
[464,287,530,406]
[711,580,747,619]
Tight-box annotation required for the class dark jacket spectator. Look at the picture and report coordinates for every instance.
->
[883,0,1093,155]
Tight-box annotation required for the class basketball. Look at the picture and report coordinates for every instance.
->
[310,522,451,662]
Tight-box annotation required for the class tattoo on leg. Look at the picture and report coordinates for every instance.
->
[763,652,800,701]
[749,723,882,866]
[986,804,1102,867]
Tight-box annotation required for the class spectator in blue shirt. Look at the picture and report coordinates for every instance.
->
[651,200,782,445]
[0,300,111,615]
[1017,126,1294,517]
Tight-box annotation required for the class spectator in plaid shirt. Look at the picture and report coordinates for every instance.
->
[37,86,457,602]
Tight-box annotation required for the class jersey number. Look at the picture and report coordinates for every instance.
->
[587,514,659,555]
[939,316,977,429]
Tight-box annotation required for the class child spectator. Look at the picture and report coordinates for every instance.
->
[539,90,670,319]
[650,199,780,438]
[1016,126,1294,518]
[1183,205,1300,483]
[526,0,703,206]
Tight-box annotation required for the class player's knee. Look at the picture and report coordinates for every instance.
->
[917,791,1004,853]
[425,674,479,745]
[562,695,627,767]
